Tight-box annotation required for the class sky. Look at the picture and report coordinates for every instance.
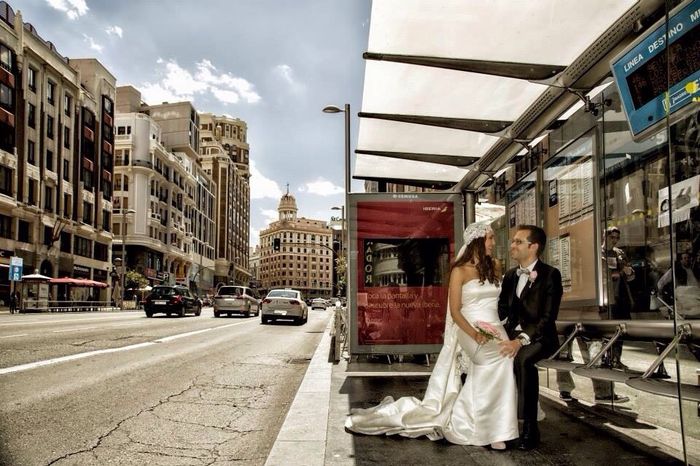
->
[15,0,370,246]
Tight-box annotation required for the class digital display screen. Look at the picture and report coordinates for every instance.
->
[626,23,700,109]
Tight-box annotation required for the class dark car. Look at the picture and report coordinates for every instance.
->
[144,285,202,318]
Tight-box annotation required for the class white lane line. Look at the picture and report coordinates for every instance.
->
[52,326,99,333]
[0,334,28,339]
[0,315,138,327]
[0,319,256,376]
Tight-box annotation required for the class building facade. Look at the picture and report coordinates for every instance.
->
[259,192,333,299]
[114,86,216,294]
[199,113,251,287]
[0,5,116,303]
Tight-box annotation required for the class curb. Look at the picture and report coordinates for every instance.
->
[265,317,334,466]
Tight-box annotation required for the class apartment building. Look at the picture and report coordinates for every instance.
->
[114,86,216,293]
[0,5,116,302]
[199,113,250,287]
[259,192,333,299]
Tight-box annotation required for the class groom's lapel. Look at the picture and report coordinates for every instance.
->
[520,261,543,302]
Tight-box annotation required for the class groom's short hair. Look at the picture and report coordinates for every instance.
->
[518,225,546,257]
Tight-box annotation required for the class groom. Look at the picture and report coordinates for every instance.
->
[498,225,563,450]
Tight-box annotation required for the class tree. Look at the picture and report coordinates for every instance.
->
[335,255,347,296]
[125,270,148,290]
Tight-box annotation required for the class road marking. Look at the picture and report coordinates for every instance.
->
[0,319,256,376]
[0,334,28,339]
[52,326,99,333]
[0,314,137,327]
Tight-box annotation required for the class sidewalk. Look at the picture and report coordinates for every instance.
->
[266,322,695,465]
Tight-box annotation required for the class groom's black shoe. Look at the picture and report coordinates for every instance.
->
[517,421,540,451]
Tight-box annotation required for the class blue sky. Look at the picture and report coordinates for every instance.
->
[16,0,370,246]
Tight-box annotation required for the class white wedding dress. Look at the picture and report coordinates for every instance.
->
[345,280,519,446]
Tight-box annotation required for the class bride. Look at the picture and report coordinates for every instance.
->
[345,222,519,450]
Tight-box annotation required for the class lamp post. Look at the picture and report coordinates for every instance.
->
[120,208,136,310]
[323,104,351,361]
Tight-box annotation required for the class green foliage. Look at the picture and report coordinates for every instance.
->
[335,255,347,295]
[125,270,148,290]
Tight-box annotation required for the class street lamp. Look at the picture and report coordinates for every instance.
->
[120,208,136,310]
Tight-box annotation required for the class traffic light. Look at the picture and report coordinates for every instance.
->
[273,238,281,251]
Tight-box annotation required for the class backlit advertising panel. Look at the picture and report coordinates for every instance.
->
[348,192,463,354]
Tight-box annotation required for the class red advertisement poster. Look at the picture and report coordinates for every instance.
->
[355,199,456,347]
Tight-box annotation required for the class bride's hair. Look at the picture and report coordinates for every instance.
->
[451,236,500,286]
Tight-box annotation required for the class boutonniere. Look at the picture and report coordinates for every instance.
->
[528,270,538,284]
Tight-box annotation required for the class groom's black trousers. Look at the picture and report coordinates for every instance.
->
[514,341,548,422]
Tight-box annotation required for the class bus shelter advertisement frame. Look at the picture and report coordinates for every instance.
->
[348,192,464,355]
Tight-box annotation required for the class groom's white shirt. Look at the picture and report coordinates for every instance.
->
[515,259,538,345]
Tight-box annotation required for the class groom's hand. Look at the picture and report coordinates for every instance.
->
[499,339,521,358]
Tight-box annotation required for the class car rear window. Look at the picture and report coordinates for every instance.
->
[151,287,176,297]
[218,286,245,297]
[267,290,299,299]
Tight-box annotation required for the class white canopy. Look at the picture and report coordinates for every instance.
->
[355,0,641,187]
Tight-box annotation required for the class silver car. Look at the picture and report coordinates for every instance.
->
[311,298,327,310]
[213,286,260,318]
[261,289,308,325]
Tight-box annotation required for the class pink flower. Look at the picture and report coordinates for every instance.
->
[528,270,538,283]
[474,321,502,341]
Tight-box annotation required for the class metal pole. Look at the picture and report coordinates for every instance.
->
[120,209,126,310]
[343,104,350,303]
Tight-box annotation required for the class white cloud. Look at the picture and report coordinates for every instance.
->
[140,59,261,106]
[261,209,279,225]
[82,34,103,53]
[250,227,261,247]
[304,178,343,196]
[250,161,283,200]
[273,64,305,93]
[105,25,123,38]
[46,0,88,20]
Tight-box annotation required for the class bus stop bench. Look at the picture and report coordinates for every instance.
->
[537,320,700,403]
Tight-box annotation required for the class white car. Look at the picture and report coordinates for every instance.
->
[213,286,260,317]
[311,298,327,310]
[261,289,308,325]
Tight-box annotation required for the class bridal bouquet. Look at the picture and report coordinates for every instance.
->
[474,321,503,343]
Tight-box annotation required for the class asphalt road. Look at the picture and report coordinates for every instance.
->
[0,307,331,465]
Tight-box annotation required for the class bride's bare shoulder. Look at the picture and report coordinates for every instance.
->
[451,263,478,283]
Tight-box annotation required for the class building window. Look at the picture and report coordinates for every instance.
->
[46,115,54,139]
[46,150,53,171]
[0,165,11,196]
[27,67,36,92]
[0,214,11,238]
[63,126,70,149]
[27,179,36,205]
[43,225,52,246]
[27,103,35,128]
[64,94,71,117]
[63,159,70,181]
[60,231,71,253]
[74,236,92,258]
[17,220,29,242]
[0,82,12,110]
[27,140,35,165]
[44,186,53,213]
[94,242,108,261]
[0,44,11,72]
[102,210,110,231]
[82,201,93,224]
[47,80,55,105]
[63,193,71,218]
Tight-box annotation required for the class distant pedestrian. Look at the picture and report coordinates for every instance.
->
[9,292,16,314]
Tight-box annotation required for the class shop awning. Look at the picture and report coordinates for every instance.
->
[355,0,650,188]
[50,277,109,288]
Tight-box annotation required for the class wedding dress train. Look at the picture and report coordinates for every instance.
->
[345,280,519,446]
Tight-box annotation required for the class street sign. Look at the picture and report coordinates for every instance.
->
[9,256,22,282]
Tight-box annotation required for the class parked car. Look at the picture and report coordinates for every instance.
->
[311,298,327,310]
[261,289,308,324]
[214,286,260,317]
[144,285,202,318]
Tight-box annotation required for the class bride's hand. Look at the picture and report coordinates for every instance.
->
[472,332,487,345]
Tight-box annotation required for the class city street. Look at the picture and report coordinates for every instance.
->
[0,307,331,465]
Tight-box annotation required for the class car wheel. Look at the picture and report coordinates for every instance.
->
[195,304,202,317]
[214,310,220,318]
[260,316,268,324]
[178,306,186,318]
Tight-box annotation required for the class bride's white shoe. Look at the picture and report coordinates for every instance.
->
[490,441,506,450]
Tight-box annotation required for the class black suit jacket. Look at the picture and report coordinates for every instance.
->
[498,260,563,354]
